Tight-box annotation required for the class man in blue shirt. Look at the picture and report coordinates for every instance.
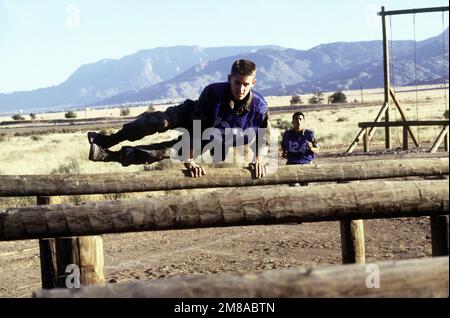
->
[87,59,269,178]
[281,111,319,185]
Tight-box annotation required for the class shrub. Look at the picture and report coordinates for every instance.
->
[329,91,347,103]
[308,92,324,104]
[290,95,302,105]
[29,113,36,120]
[99,128,114,136]
[120,107,130,116]
[65,111,77,119]
[148,105,156,112]
[12,114,25,120]
[336,117,349,122]
[444,110,449,119]
[30,135,43,141]
[51,159,81,175]
[273,118,291,130]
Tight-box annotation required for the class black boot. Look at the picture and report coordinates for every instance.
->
[87,131,126,149]
[119,146,171,166]
[88,144,121,162]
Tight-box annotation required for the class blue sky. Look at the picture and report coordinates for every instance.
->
[1,0,448,93]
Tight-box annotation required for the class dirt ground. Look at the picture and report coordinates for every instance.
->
[0,146,448,298]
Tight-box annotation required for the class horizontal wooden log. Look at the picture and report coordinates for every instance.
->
[33,256,449,298]
[0,157,448,197]
[358,120,449,128]
[0,180,448,241]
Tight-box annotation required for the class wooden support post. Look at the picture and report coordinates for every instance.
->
[430,215,449,256]
[390,89,419,147]
[445,129,449,152]
[403,125,409,150]
[346,102,388,153]
[37,196,105,289]
[340,219,366,264]
[364,128,369,152]
[381,6,391,150]
[430,125,449,153]
[37,196,59,289]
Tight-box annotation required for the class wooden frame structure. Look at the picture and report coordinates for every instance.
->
[358,120,449,152]
[347,6,449,153]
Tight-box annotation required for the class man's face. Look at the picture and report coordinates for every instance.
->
[292,114,305,132]
[228,74,256,101]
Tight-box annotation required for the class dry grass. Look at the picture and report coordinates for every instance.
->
[271,85,449,147]
[0,84,447,177]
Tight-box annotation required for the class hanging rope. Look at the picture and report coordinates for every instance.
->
[442,11,448,114]
[413,14,420,144]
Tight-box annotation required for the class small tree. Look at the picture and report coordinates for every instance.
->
[308,91,324,104]
[329,91,347,104]
[120,107,130,116]
[290,95,302,105]
[29,113,36,120]
[12,114,25,120]
[65,111,77,119]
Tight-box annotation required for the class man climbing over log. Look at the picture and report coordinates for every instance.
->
[87,59,270,178]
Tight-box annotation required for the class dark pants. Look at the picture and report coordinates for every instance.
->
[120,100,195,142]
[118,139,179,166]
[114,100,195,166]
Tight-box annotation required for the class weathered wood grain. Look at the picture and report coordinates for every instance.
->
[1,180,448,241]
[33,256,449,298]
[0,157,448,196]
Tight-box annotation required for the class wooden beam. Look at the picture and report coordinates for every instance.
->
[403,126,409,150]
[38,196,60,289]
[37,198,105,289]
[430,215,449,256]
[33,256,449,298]
[0,158,448,197]
[430,125,449,153]
[346,102,389,153]
[390,89,419,147]
[363,128,369,152]
[340,220,365,264]
[381,6,391,150]
[378,6,449,16]
[0,180,448,241]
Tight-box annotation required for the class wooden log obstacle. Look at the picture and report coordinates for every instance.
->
[0,157,448,294]
[0,157,448,196]
[1,180,448,240]
[34,256,449,298]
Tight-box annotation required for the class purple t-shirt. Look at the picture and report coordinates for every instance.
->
[282,129,318,164]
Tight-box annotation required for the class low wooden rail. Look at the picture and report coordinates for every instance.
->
[1,180,448,241]
[358,120,449,153]
[0,157,448,196]
[34,256,449,298]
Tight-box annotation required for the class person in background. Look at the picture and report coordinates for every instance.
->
[281,111,319,186]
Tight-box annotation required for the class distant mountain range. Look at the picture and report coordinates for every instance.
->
[0,28,448,113]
